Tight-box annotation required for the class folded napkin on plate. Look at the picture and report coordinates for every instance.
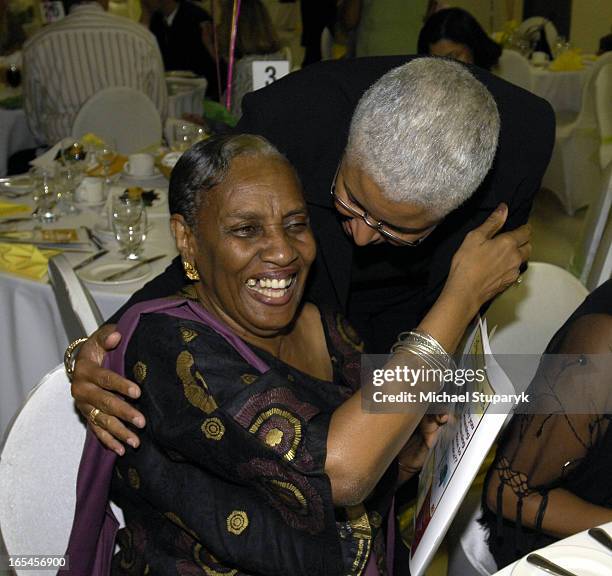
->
[0,242,59,281]
[549,50,584,71]
[0,200,30,217]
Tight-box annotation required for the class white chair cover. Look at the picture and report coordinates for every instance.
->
[495,50,532,91]
[0,366,85,575]
[572,163,612,288]
[0,365,124,575]
[48,254,103,341]
[516,17,558,51]
[72,87,163,155]
[541,52,612,214]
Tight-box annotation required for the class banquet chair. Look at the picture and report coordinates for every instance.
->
[516,17,558,52]
[541,52,612,214]
[0,365,124,576]
[48,253,103,342]
[495,49,532,91]
[571,163,612,289]
[446,262,588,576]
[72,87,163,155]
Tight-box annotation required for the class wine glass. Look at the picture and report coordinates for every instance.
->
[171,123,198,152]
[31,166,59,223]
[95,139,117,187]
[111,193,147,260]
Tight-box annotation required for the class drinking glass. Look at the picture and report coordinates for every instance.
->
[171,123,198,152]
[91,139,117,187]
[111,194,147,260]
[31,166,59,223]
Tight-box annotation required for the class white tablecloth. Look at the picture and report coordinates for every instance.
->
[530,66,589,114]
[493,521,612,575]
[0,175,177,439]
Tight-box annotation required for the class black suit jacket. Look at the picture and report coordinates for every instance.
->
[149,1,220,99]
[111,56,555,352]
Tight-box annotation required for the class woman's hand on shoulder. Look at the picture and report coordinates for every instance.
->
[72,325,146,455]
[443,203,531,316]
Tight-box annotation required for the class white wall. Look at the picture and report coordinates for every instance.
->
[570,0,612,54]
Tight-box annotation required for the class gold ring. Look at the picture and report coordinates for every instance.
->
[88,407,102,427]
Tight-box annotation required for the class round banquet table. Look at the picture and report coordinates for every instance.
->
[0,77,206,178]
[529,66,589,114]
[492,521,612,575]
[0,174,177,440]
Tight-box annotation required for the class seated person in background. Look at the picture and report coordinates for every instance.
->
[67,133,530,575]
[140,0,221,100]
[483,279,612,568]
[418,7,502,70]
[22,0,167,145]
[202,0,284,117]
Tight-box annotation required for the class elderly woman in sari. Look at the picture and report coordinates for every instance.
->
[68,134,529,575]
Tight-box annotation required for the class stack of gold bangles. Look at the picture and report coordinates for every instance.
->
[391,330,456,390]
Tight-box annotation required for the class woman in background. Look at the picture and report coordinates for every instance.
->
[418,7,502,70]
[203,0,284,118]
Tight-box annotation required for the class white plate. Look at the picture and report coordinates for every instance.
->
[121,167,163,182]
[78,261,151,286]
[511,545,612,576]
[0,175,35,196]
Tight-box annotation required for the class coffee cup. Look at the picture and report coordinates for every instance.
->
[531,51,549,65]
[75,177,104,203]
[125,153,155,177]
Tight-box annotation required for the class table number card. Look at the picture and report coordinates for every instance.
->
[251,61,290,92]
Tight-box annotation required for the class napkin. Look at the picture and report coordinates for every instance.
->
[549,49,584,71]
[0,242,59,281]
[0,200,30,217]
[30,141,63,170]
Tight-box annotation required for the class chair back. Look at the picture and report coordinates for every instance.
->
[486,262,588,358]
[571,51,612,138]
[517,16,558,51]
[495,49,532,91]
[48,254,103,341]
[72,87,162,155]
[593,53,612,169]
[572,163,612,288]
[0,365,125,575]
[0,366,85,574]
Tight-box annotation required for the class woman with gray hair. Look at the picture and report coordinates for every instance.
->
[65,133,529,575]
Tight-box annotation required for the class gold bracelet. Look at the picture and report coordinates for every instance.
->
[63,337,89,381]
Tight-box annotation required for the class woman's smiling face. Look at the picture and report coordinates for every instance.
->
[189,154,316,338]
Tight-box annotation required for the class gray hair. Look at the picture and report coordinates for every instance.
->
[345,57,500,218]
[169,133,288,228]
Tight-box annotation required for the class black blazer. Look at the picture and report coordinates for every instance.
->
[112,56,555,351]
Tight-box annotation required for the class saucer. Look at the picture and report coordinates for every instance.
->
[121,167,163,182]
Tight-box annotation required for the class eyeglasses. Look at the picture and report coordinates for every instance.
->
[330,164,436,247]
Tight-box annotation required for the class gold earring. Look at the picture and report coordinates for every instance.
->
[182,260,200,281]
